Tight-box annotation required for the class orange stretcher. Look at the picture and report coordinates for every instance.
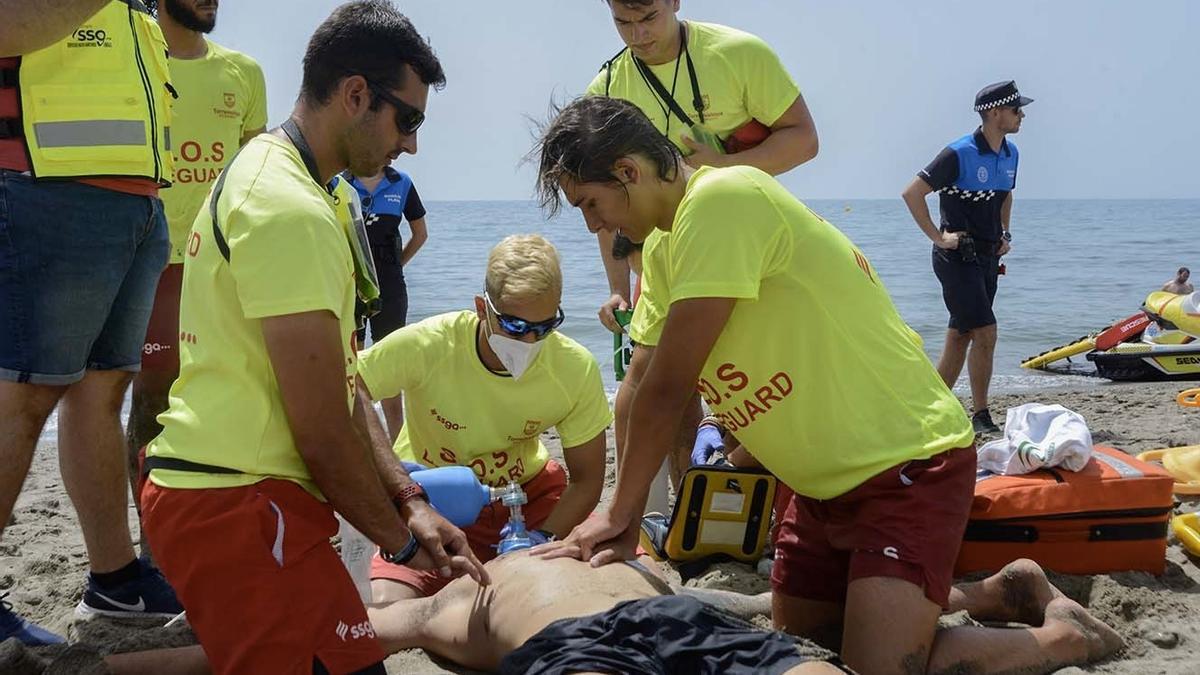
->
[956,446,1175,576]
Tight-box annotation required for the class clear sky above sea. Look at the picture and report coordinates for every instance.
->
[209,0,1199,201]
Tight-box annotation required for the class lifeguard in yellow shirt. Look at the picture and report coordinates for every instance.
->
[587,0,820,503]
[526,97,1125,675]
[357,235,612,602]
[127,0,268,506]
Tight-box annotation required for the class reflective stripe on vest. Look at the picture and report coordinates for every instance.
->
[34,120,146,147]
[13,0,174,183]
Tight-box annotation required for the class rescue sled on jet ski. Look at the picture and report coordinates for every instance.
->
[1021,291,1200,381]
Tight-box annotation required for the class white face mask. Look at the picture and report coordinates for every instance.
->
[484,318,544,379]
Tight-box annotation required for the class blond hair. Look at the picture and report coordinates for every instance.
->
[485,234,563,304]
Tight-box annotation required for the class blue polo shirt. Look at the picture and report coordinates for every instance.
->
[344,167,426,252]
[918,128,1019,243]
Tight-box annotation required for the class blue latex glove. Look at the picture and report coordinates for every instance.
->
[499,524,553,546]
[401,461,429,474]
[691,423,725,466]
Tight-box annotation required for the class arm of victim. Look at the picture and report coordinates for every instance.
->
[901,177,959,250]
[262,311,409,554]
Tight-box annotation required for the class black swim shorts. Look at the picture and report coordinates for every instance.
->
[355,263,408,344]
[498,594,844,675]
[932,244,1000,333]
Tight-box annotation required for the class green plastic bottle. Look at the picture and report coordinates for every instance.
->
[613,309,634,381]
[688,124,726,155]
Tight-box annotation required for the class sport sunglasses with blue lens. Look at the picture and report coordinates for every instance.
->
[366,81,425,136]
[484,292,565,339]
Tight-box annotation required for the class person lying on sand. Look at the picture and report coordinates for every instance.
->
[23,554,1122,675]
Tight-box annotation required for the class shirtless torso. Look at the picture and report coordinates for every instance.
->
[370,551,672,671]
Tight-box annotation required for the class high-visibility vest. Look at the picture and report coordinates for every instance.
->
[9,0,174,183]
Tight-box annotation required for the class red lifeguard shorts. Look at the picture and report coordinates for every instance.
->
[370,459,567,595]
[771,446,976,608]
[141,478,386,674]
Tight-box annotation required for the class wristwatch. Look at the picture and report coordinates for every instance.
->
[1001,231,1012,242]
[391,482,429,512]
[381,531,419,565]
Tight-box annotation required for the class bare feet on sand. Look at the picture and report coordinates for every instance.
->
[992,558,1064,625]
[950,557,1064,626]
[1044,596,1126,664]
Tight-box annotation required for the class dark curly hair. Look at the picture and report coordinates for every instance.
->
[533,96,679,216]
[301,0,445,108]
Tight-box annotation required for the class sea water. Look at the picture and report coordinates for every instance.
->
[36,199,1200,440]
[405,198,1200,393]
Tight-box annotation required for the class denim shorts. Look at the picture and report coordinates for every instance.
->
[0,171,169,385]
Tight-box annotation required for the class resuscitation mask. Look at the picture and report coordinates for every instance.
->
[482,297,550,379]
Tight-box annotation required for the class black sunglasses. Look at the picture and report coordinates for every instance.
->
[366,81,425,136]
[485,292,565,339]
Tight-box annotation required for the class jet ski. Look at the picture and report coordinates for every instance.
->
[1021,291,1200,381]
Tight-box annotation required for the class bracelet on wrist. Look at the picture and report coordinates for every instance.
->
[381,530,419,565]
[391,483,429,513]
[698,415,724,432]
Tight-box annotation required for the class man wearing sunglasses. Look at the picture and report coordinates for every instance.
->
[902,80,1032,435]
[139,3,488,673]
[357,234,612,602]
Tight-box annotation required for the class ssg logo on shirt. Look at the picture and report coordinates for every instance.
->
[335,619,375,642]
[69,28,112,48]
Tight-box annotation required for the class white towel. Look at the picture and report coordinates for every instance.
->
[977,403,1093,475]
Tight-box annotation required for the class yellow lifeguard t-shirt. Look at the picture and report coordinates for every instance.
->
[629,228,669,346]
[356,311,613,487]
[586,21,799,154]
[147,134,359,498]
[638,166,975,499]
[161,39,267,263]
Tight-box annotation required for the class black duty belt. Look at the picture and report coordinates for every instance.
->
[141,455,242,477]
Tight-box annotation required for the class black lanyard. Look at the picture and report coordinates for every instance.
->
[632,23,706,130]
[281,118,334,195]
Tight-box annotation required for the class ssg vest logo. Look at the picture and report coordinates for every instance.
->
[976,166,989,183]
[69,27,113,49]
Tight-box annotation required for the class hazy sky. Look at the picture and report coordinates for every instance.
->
[207,1,1199,201]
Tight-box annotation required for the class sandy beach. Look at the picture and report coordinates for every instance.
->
[2,380,1198,674]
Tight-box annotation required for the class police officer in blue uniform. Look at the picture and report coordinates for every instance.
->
[902,81,1032,433]
[344,165,429,438]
